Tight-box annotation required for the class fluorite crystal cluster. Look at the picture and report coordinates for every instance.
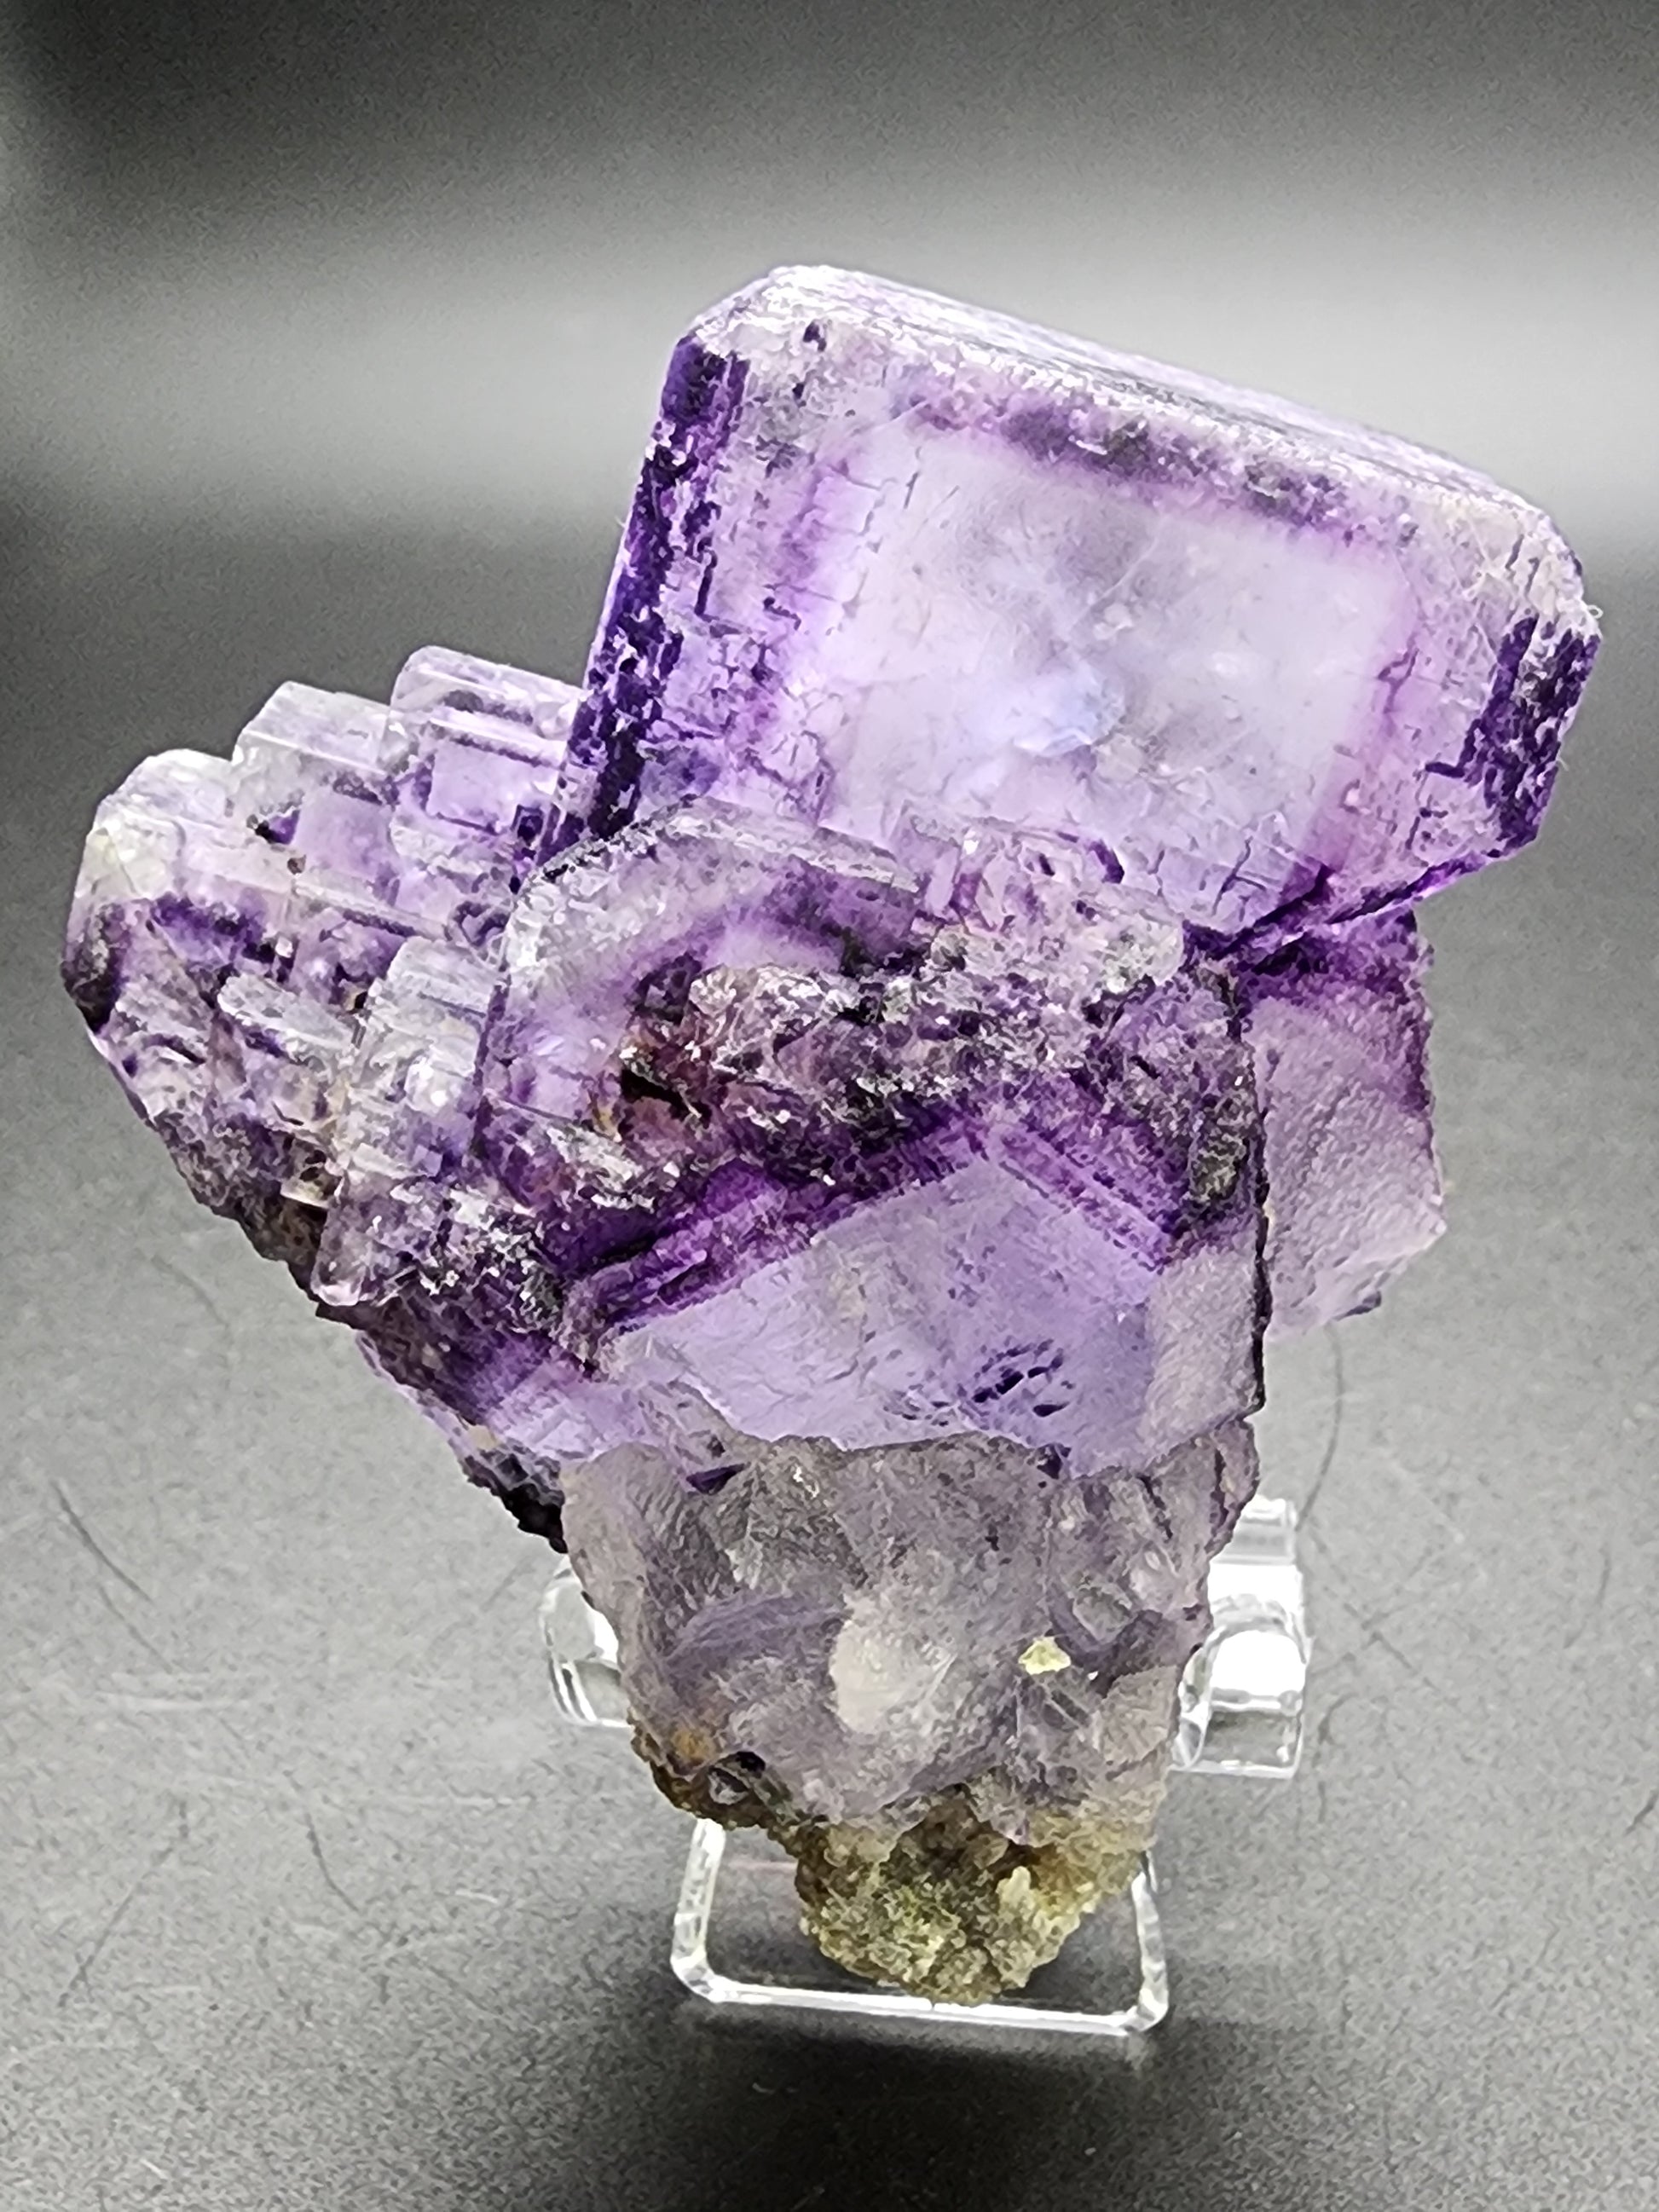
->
[65,269,1597,2002]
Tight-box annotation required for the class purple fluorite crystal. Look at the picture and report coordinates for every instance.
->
[64,269,1598,2001]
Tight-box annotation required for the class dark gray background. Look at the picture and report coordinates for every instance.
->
[3,5,1656,2207]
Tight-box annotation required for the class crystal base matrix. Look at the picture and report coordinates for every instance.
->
[547,1493,1309,2035]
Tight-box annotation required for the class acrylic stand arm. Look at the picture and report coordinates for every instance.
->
[541,1495,1309,2039]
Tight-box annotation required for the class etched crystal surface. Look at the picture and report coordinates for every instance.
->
[64,269,1598,2001]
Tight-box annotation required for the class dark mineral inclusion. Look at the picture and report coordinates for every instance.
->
[64,268,1598,2002]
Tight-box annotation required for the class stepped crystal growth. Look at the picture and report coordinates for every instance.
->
[65,269,1597,2002]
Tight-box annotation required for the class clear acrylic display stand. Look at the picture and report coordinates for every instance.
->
[540,1495,1309,2039]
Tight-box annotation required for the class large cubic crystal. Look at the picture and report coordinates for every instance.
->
[64,268,1598,2002]
[575,269,1595,939]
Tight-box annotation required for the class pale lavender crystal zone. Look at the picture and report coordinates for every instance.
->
[64,269,1597,2001]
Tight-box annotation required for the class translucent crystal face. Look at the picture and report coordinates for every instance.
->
[63,266,1597,2002]
[579,267,1596,940]
[785,430,1399,913]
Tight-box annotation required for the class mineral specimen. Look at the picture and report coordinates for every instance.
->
[64,268,1598,2004]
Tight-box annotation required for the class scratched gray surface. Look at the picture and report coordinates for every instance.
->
[3,522,1656,2211]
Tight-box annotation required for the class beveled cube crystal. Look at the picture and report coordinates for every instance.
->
[577,267,1596,941]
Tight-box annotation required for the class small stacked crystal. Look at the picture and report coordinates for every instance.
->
[65,269,1597,2001]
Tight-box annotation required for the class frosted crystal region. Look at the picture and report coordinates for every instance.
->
[64,269,1597,2005]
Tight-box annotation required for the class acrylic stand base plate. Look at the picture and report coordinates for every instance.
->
[542,1495,1308,2040]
